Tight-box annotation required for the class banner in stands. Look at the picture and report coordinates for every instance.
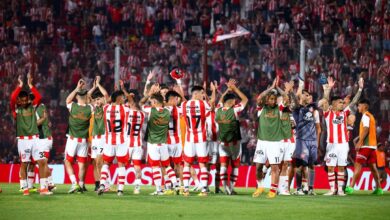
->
[0,164,389,190]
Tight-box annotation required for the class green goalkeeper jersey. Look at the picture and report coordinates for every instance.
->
[147,107,170,144]
[36,104,52,138]
[92,106,105,136]
[16,105,39,137]
[257,105,283,141]
[216,107,241,143]
[68,102,92,139]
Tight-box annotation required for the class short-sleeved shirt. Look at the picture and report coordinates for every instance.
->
[181,100,211,143]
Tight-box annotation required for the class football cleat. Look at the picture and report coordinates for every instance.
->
[225,187,232,195]
[133,188,141,195]
[29,187,38,193]
[279,190,291,196]
[198,191,208,197]
[68,184,81,194]
[23,188,30,196]
[323,190,335,196]
[372,188,384,195]
[97,184,105,196]
[266,191,276,199]
[40,188,53,196]
[163,189,175,196]
[345,186,354,195]
[182,190,190,197]
[252,187,264,198]
[337,190,346,196]
[230,190,238,195]
[117,190,124,196]
[150,191,164,196]
[215,187,223,194]
[48,184,57,192]
[293,189,305,196]
[190,186,200,192]
[307,189,316,195]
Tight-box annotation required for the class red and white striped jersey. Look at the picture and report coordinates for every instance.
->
[103,104,129,145]
[181,100,211,143]
[324,107,351,144]
[206,110,218,142]
[126,109,145,147]
[167,106,182,145]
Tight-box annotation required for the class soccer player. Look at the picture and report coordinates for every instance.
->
[277,81,296,195]
[181,83,216,196]
[165,90,184,193]
[10,74,52,195]
[216,79,248,195]
[120,81,145,195]
[139,84,178,195]
[319,77,363,196]
[35,101,56,191]
[290,87,321,196]
[252,78,284,199]
[65,79,93,193]
[345,99,384,195]
[88,76,109,191]
[97,89,130,196]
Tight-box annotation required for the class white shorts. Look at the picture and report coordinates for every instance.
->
[253,140,283,165]
[37,138,53,152]
[64,137,88,163]
[91,136,105,159]
[281,141,295,162]
[183,141,209,164]
[207,141,219,164]
[18,138,45,162]
[324,142,349,167]
[167,143,182,164]
[147,143,170,167]
[103,142,129,164]
[129,146,143,165]
[219,142,241,166]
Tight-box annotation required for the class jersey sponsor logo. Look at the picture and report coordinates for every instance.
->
[21,111,33,117]
[256,150,264,155]
[303,112,314,121]
[72,111,90,121]
[25,149,31,153]
[95,111,103,119]
[216,114,232,124]
[153,116,169,126]
[332,116,344,124]
[265,111,277,118]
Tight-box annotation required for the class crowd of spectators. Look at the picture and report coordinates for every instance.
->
[1,0,390,167]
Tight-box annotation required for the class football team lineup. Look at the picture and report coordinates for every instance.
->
[6,70,385,198]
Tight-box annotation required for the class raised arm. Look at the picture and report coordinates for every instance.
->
[209,81,217,109]
[10,75,23,118]
[28,72,42,106]
[348,77,364,108]
[66,79,85,105]
[139,83,160,107]
[256,77,277,106]
[318,76,335,111]
[143,70,155,97]
[229,79,248,107]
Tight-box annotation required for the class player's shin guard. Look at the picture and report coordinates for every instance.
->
[152,168,162,192]
[278,176,288,192]
[166,167,178,188]
[21,179,27,189]
[230,167,238,191]
[100,164,109,185]
[164,175,172,190]
[328,172,335,191]
[117,167,125,191]
[220,166,228,189]
[215,169,221,189]
[183,167,190,191]
[337,171,345,192]
[40,178,47,190]
[28,172,35,188]
[200,167,209,192]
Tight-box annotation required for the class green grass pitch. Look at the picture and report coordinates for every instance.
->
[0,184,389,220]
